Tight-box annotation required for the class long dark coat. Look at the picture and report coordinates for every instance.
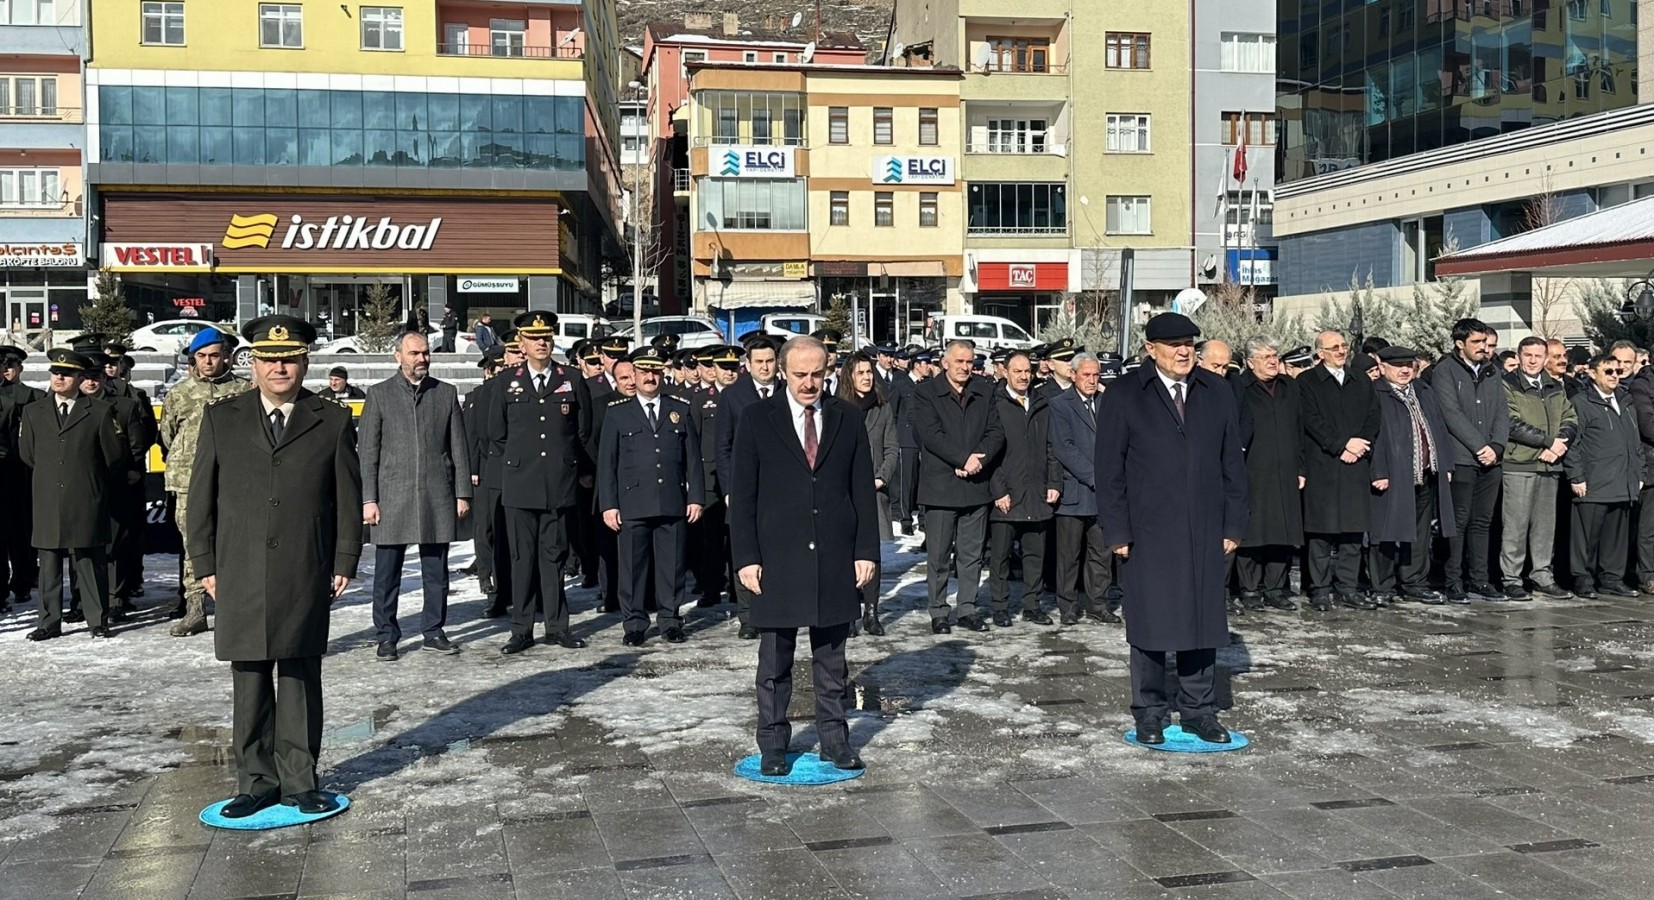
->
[887,373,920,450]
[1048,386,1099,517]
[1368,378,1457,543]
[19,397,125,549]
[187,390,363,662]
[488,363,594,511]
[912,375,1005,508]
[1298,364,1380,533]
[1234,371,1303,547]
[858,398,899,540]
[729,394,878,629]
[989,387,1061,523]
[1096,363,1247,652]
[360,376,472,545]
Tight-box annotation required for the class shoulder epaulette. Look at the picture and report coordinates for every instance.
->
[664,394,690,405]
[608,396,631,407]
[206,393,237,407]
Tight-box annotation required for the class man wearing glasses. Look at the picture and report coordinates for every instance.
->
[1566,353,1643,599]
[1298,330,1380,610]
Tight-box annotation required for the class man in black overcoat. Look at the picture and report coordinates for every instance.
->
[1096,314,1247,745]
[1298,330,1380,611]
[21,349,125,641]
[912,341,1005,633]
[76,352,155,622]
[886,347,922,535]
[0,347,44,603]
[488,312,595,655]
[716,336,782,639]
[1368,347,1457,603]
[187,316,362,817]
[1233,338,1304,611]
[465,344,511,617]
[730,336,878,777]
[986,351,1061,626]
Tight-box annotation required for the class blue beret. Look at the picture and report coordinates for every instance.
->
[186,328,226,355]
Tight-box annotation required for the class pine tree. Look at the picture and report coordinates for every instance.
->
[355,283,404,353]
[1578,279,1649,348]
[822,293,853,339]
[77,268,134,344]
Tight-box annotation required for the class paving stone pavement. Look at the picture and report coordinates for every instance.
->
[5,540,1654,898]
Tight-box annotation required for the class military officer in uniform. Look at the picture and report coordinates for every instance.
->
[690,346,738,606]
[21,349,126,640]
[465,344,509,615]
[76,352,155,621]
[188,315,362,818]
[599,347,704,645]
[0,346,44,603]
[489,312,594,655]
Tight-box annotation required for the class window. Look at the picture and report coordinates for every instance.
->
[681,49,707,81]
[0,76,58,117]
[830,191,849,226]
[1105,196,1152,234]
[1567,0,1588,19]
[829,107,848,143]
[141,2,185,45]
[259,4,303,49]
[985,37,1051,73]
[919,192,938,227]
[0,168,61,208]
[490,18,526,57]
[361,7,403,51]
[983,118,1047,153]
[918,108,938,145]
[743,51,758,63]
[698,178,807,230]
[1106,33,1151,69]
[873,107,893,144]
[967,182,1066,234]
[1105,114,1150,153]
[1,0,54,25]
[874,192,894,226]
[773,52,787,64]
[1221,112,1277,145]
[1220,33,1274,73]
[698,91,805,145]
[621,135,642,153]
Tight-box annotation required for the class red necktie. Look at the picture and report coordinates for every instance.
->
[803,406,818,469]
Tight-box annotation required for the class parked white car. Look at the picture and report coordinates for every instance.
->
[613,315,725,349]
[316,325,477,355]
[761,313,825,339]
[926,315,1038,351]
[129,319,236,357]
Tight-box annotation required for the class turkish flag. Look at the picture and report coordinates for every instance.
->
[1232,114,1248,183]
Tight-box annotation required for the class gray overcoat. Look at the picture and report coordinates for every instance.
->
[359,375,473,546]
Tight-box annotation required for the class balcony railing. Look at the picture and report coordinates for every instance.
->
[967,223,1067,236]
[0,107,81,122]
[672,168,690,192]
[0,196,85,217]
[966,140,1065,155]
[692,135,806,147]
[975,62,1069,75]
[436,43,583,59]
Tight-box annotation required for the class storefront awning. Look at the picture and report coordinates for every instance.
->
[701,279,816,309]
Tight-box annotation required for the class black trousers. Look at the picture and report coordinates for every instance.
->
[1,474,36,597]
[1371,478,1438,593]
[231,656,323,797]
[893,447,919,523]
[473,483,503,596]
[925,505,988,620]
[1572,501,1632,591]
[620,515,687,634]
[372,543,449,643]
[1636,486,1654,584]
[1236,544,1296,596]
[40,547,106,629]
[689,501,728,600]
[1129,645,1217,725]
[570,483,598,580]
[112,483,145,599]
[1306,533,1363,596]
[1054,514,1113,618]
[755,622,850,755]
[596,512,621,611]
[988,520,1049,613]
[1446,463,1501,589]
[504,505,571,638]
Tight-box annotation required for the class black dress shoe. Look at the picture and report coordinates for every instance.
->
[1444,589,1472,605]
[1309,594,1332,611]
[1135,720,1165,745]
[1401,588,1444,604]
[1503,584,1533,601]
[63,609,85,623]
[500,633,535,655]
[548,632,587,649]
[1470,582,1508,601]
[1226,597,1246,617]
[1182,715,1231,743]
[1339,592,1380,611]
[821,745,865,771]
[89,625,113,639]
[738,625,759,640]
[376,641,398,662]
[900,521,915,536]
[662,626,687,644]
[1086,608,1123,625]
[760,751,791,777]
[422,634,460,654]
[1601,585,1640,598]
[105,608,130,624]
[1575,588,1599,600]
[1059,612,1080,626]
[931,619,953,634]
[221,791,280,819]
[1240,592,1267,612]
[282,790,339,815]
[25,626,61,642]
[863,615,886,636]
[991,610,1014,628]
[1262,592,1298,611]
[1021,609,1053,625]
[956,615,989,632]
[622,632,646,647]
[1534,582,1572,599]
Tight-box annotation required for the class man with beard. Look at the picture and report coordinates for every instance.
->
[1299,330,1380,610]
[1232,336,1304,612]
[1430,318,1510,602]
[986,351,1060,626]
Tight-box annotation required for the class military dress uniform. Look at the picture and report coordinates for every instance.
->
[75,353,155,619]
[488,312,594,652]
[598,349,705,643]
[0,346,45,601]
[688,372,728,606]
[464,344,512,615]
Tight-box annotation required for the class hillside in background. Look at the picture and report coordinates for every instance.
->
[616,0,895,56]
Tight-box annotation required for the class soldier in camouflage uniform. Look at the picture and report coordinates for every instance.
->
[159,328,252,636]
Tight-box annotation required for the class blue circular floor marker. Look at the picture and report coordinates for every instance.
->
[733,752,865,785]
[199,792,351,830]
[1124,725,1250,753]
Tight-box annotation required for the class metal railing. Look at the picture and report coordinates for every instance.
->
[967,224,1068,236]
[435,43,583,59]
[965,140,1061,154]
[975,62,1069,75]
[672,169,690,192]
[691,135,807,147]
[0,106,82,122]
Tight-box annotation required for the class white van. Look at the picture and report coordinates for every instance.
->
[926,315,1038,351]
[762,312,825,339]
[557,314,611,348]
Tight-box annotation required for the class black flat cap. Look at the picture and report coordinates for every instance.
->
[1143,313,1201,342]
[1377,345,1423,364]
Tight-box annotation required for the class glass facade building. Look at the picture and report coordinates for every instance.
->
[97,85,586,170]
[1278,0,1639,183]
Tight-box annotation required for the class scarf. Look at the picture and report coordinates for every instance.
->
[1393,383,1438,486]
[855,390,879,412]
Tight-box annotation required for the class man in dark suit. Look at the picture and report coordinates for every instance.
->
[1299,330,1381,610]
[912,341,1005,633]
[986,351,1061,627]
[716,336,782,639]
[465,344,510,616]
[730,335,878,776]
[75,352,155,622]
[20,349,125,641]
[689,346,738,606]
[188,316,363,817]
[1097,313,1247,745]
[599,347,704,645]
[488,312,595,654]
[887,347,925,535]
[1049,353,1119,625]
[1233,337,1306,611]
[1,347,45,604]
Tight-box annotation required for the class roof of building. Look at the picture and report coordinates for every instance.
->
[644,22,863,50]
[687,60,964,77]
[1435,195,1654,278]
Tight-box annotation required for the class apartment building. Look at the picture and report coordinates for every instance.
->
[86,0,625,328]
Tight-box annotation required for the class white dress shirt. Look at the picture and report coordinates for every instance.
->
[784,390,821,449]
[1598,388,1620,416]
[1154,367,1189,397]
[638,393,661,425]
[1325,366,1346,385]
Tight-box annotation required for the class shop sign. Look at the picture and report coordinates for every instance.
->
[0,242,83,268]
[458,277,520,293]
[223,212,443,252]
[717,146,795,178]
[1226,248,1277,286]
[1008,264,1037,288]
[873,156,955,185]
[977,262,1067,291]
[816,260,868,277]
[782,261,808,279]
[102,243,215,270]
[172,296,206,308]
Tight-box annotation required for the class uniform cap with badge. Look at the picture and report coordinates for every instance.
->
[711,344,744,369]
[651,333,681,354]
[811,329,843,353]
[0,344,29,365]
[628,346,669,371]
[600,334,633,357]
[47,347,92,375]
[1045,338,1081,362]
[513,311,557,339]
[242,315,316,359]
[497,327,519,351]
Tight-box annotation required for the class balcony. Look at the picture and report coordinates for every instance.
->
[436,43,583,59]
[672,168,690,194]
[967,224,1067,237]
[965,139,1065,155]
[0,107,83,124]
[0,195,84,219]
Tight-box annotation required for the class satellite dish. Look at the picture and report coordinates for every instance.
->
[801,41,816,62]
[790,11,803,28]
[1172,288,1209,316]
[890,41,904,59]
[972,43,992,70]
[1200,254,1219,274]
